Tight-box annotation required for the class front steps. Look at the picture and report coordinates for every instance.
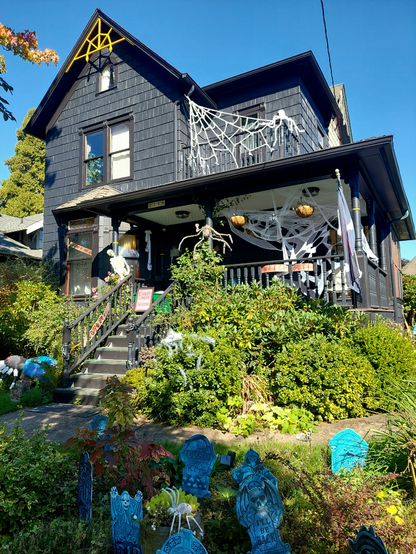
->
[54,324,130,406]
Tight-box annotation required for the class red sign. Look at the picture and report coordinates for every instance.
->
[261,264,289,274]
[134,287,154,312]
[69,241,92,256]
[292,263,314,272]
[84,303,110,345]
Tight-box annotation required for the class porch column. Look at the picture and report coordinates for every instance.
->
[349,172,363,252]
[111,216,119,255]
[378,220,388,272]
[204,198,213,250]
[366,197,378,259]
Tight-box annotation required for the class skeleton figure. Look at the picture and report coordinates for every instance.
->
[162,487,203,537]
[178,223,233,255]
[107,249,131,279]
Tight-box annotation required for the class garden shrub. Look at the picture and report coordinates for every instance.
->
[126,332,243,427]
[268,336,380,421]
[0,423,78,534]
[352,319,416,408]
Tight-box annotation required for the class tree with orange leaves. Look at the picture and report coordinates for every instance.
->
[0,23,59,121]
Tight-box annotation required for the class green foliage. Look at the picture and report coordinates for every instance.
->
[0,109,45,216]
[97,375,137,430]
[352,319,416,408]
[0,385,49,416]
[179,280,365,372]
[170,242,224,299]
[0,508,112,553]
[403,274,416,327]
[129,332,243,427]
[145,487,199,527]
[0,423,78,534]
[251,404,316,434]
[269,336,380,421]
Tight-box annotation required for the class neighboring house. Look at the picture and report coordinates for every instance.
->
[25,9,414,322]
[0,213,43,260]
[402,257,416,276]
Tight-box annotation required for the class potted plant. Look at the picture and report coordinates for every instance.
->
[141,486,203,553]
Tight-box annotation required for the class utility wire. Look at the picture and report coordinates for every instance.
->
[320,0,335,89]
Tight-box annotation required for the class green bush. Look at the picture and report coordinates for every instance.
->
[352,319,416,407]
[0,423,78,534]
[268,336,380,421]
[126,333,243,427]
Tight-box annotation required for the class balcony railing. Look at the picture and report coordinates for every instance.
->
[178,121,301,180]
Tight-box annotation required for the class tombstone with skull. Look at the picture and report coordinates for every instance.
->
[236,474,290,554]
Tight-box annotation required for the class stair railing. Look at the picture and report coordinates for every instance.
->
[61,273,135,386]
[125,284,174,370]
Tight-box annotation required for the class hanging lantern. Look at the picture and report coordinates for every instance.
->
[295,204,314,218]
[294,193,314,218]
[230,215,247,228]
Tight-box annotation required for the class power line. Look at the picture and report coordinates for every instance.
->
[320,0,335,89]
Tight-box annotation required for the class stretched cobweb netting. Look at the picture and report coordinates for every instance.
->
[223,187,338,260]
[186,96,303,174]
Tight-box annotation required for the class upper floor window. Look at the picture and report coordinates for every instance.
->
[100,63,115,92]
[83,118,132,187]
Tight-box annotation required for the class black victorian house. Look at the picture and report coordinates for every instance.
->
[24,10,414,399]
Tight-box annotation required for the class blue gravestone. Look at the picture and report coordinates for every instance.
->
[110,487,143,554]
[179,434,216,499]
[232,449,277,488]
[329,429,368,473]
[89,414,109,437]
[156,528,208,554]
[78,453,93,523]
[236,474,290,554]
[348,525,390,554]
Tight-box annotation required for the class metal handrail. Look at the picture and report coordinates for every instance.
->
[61,273,135,385]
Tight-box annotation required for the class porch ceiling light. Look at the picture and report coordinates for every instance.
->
[175,210,190,219]
[303,187,320,197]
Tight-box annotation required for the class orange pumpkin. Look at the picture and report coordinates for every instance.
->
[295,204,314,218]
[230,215,247,228]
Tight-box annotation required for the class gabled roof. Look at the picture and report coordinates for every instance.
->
[203,51,342,127]
[402,257,416,275]
[0,213,43,234]
[55,185,121,211]
[0,232,42,259]
[25,9,215,140]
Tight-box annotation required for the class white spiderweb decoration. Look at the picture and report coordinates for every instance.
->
[223,187,338,261]
[186,96,304,175]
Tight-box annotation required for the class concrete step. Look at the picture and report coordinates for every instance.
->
[53,387,100,406]
[70,372,125,389]
[82,359,127,374]
[95,346,128,360]
[105,335,129,348]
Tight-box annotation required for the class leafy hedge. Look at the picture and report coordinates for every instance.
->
[268,336,380,421]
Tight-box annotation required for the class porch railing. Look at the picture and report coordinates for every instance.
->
[223,255,353,306]
[61,273,135,386]
[178,120,301,180]
[368,260,389,309]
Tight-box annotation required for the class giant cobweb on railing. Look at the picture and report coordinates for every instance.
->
[186,96,304,175]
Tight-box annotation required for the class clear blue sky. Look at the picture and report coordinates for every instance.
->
[1,0,415,258]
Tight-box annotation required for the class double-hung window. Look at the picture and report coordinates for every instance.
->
[66,217,97,296]
[82,116,132,187]
[237,105,265,167]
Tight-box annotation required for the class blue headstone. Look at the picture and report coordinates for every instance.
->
[348,525,390,554]
[236,474,290,554]
[232,449,277,488]
[78,453,93,523]
[179,434,216,499]
[156,528,208,554]
[110,487,143,554]
[89,414,109,437]
[329,429,368,473]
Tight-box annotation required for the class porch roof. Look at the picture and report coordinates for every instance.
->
[53,135,415,241]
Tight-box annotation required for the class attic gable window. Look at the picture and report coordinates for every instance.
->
[82,117,132,188]
[100,63,116,92]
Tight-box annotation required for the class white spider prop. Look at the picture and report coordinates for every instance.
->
[162,487,203,537]
[178,223,233,255]
[160,328,184,358]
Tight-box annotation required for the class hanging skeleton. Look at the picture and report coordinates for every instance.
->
[178,223,233,255]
